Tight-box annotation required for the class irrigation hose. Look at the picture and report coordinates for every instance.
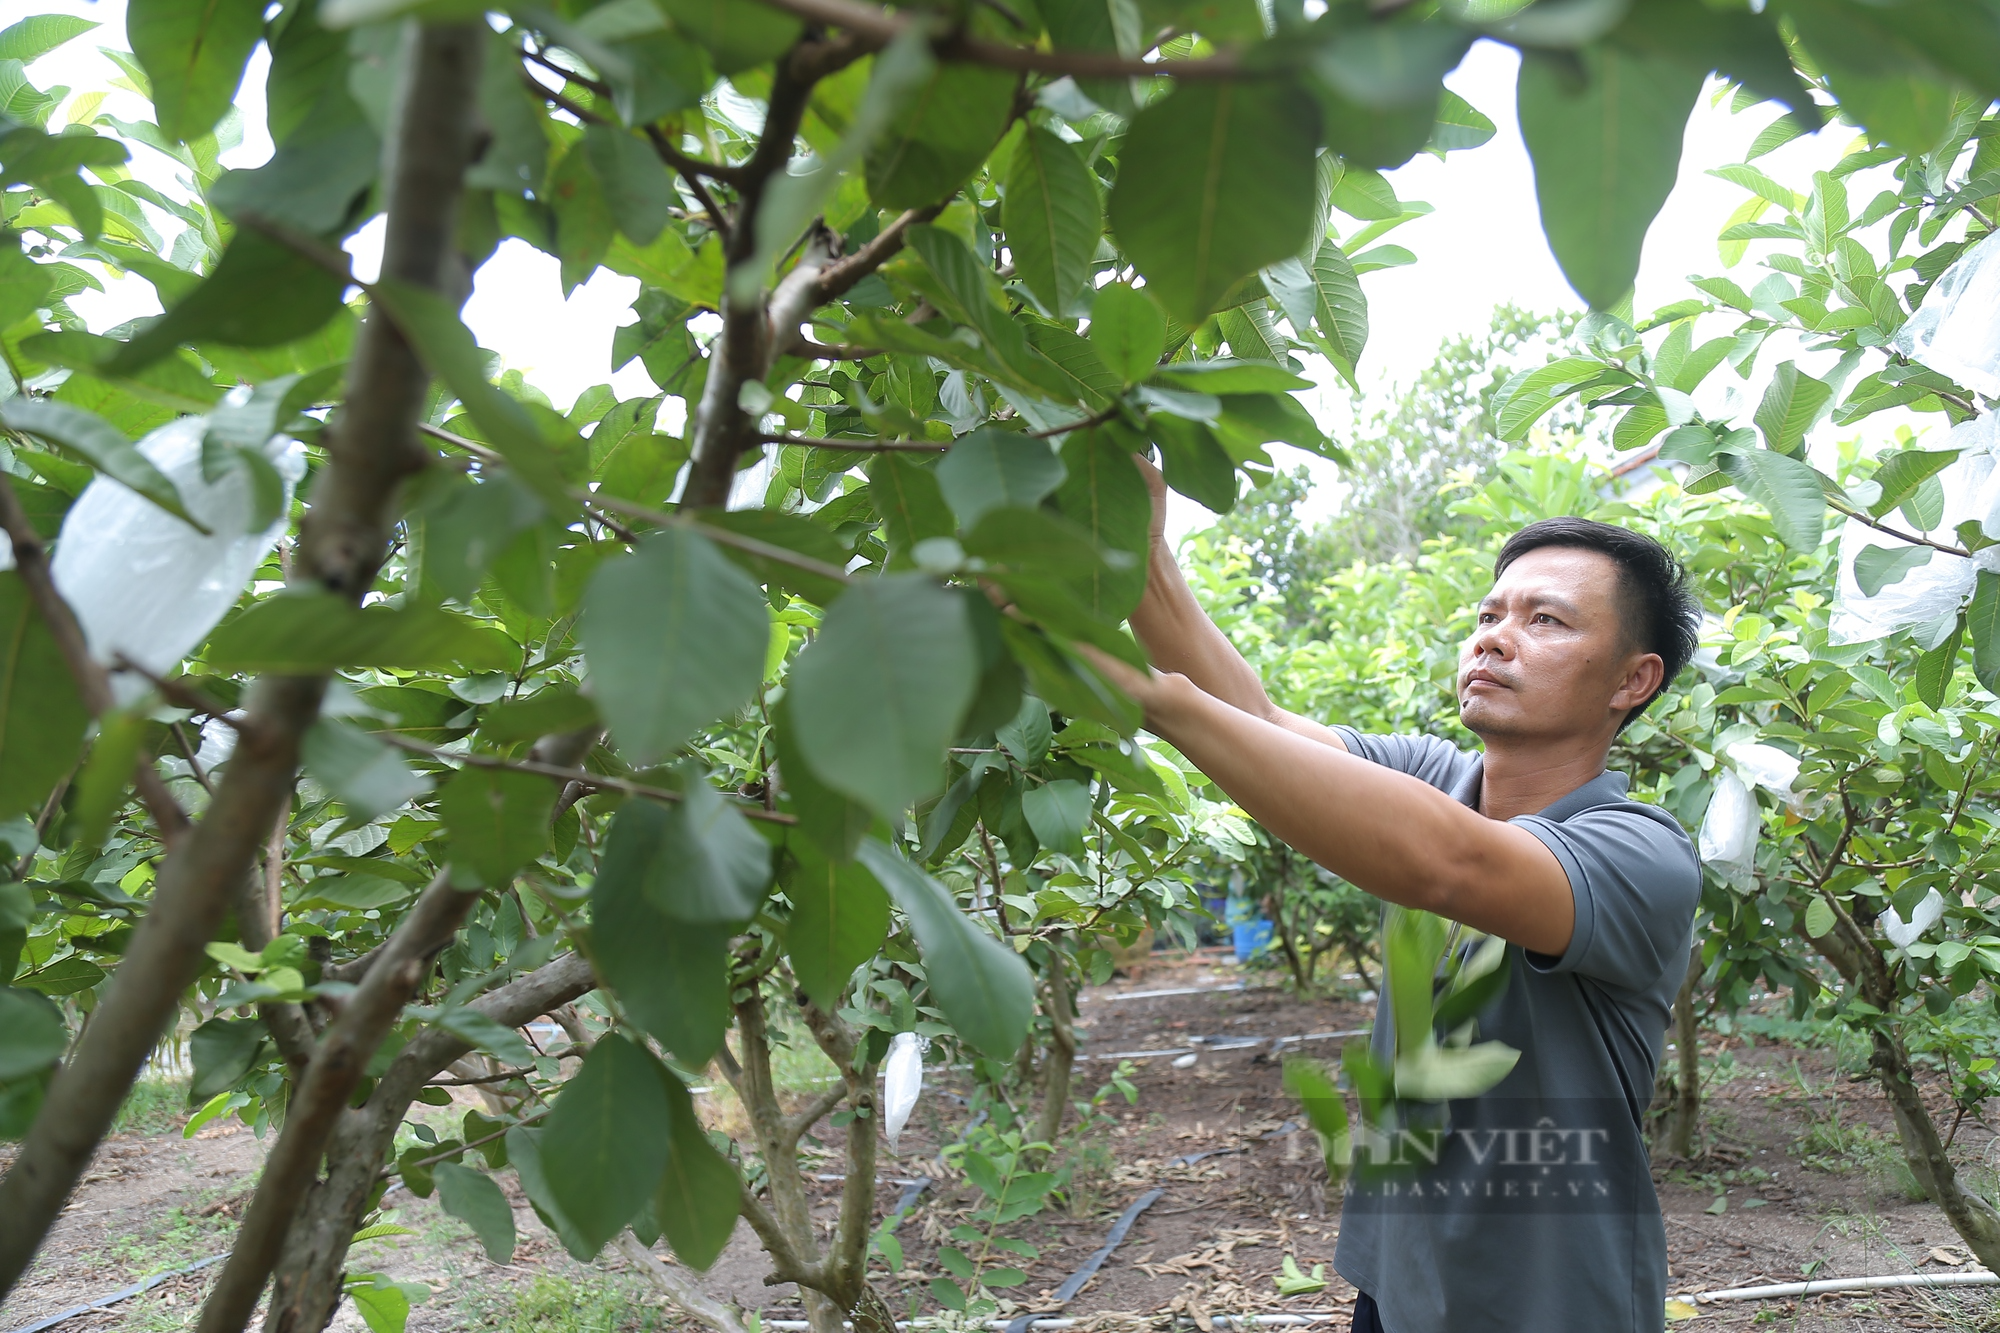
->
[1693,1269,2000,1302]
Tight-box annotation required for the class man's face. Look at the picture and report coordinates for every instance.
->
[1456,546,1660,744]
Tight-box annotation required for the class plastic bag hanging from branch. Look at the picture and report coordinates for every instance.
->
[882,1030,925,1152]
[1698,767,1758,891]
[1894,230,2000,401]
[45,415,304,705]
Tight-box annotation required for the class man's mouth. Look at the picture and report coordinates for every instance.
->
[1462,670,1508,692]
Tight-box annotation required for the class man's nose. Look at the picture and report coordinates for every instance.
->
[1471,619,1513,660]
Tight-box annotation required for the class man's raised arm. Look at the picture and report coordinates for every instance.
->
[1124,456,1350,751]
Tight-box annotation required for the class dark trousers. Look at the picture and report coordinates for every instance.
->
[1351,1292,1387,1333]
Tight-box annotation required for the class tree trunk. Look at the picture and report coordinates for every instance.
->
[263,954,595,1333]
[1669,944,1701,1159]
[1035,954,1076,1150]
[1871,1026,2000,1270]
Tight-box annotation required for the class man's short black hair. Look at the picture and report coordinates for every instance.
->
[1493,518,1701,729]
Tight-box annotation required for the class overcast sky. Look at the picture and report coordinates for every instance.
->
[29,3,1894,531]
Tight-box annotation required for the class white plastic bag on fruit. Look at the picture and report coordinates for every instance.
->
[1698,768,1759,891]
[48,415,304,705]
[1894,229,2000,400]
[882,1031,925,1152]
[1881,888,1946,949]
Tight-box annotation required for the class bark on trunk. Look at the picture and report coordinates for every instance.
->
[1871,1026,2000,1270]
[1669,944,1701,1159]
[263,954,596,1333]
[1035,955,1075,1150]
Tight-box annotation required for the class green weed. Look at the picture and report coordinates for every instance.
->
[112,1078,191,1138]
[492,1275,670,1333]
[105,1201,237,1278]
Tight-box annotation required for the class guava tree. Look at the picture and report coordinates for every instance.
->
[0,0,1995,1330]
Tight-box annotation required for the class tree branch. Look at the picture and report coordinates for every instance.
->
[750,0,1255,78]
[1826,497,1971,557]
[812,203,947,305]
[196,870,481,1333]
[616,1232,753,1333]
[370,729,799,824]
[264,951,596,1333]
[755,434,947,453]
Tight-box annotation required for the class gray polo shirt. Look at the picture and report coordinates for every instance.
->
[1328,729,1700,1333]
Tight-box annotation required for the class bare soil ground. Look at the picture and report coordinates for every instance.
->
[6,948,1999,1333]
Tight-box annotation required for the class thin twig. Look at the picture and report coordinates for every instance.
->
[754,433,947,453]
[753,0,1259,79]
[1826,497,1971,557]
[371,729,800,825]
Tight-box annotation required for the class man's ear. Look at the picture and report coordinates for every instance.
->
[1610,652,1666,715]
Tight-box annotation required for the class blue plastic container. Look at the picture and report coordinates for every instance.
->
[1232,918,1274,962]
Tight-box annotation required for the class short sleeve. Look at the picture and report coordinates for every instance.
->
[1512,807,1699,994]
[1331,727,1479,795]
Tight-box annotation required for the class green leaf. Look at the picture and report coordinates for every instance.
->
[656,780,773,924]
[865,64,1017,209]
[1803,896,1836,939]
[1384,905,1447,1057]
[1915,615,1963,709]
[439,768,555,886]
[208,113,380,236]
[0,990,66,1086]
[541,1034,674,1255]
[302,719,432,819]
[855,839,1033,1058]
[772,692,873,862]
[0,399,205,531]
[1151,361,1311,396]
[1491,357,1603,443]
[206,595,517,673]
[433,1162,517,1263]
[108,231,349,374]
[344,1278,414,1333]
[1328,165,1400,221]
[1307,239,1366,386]
[1281,1057,1348,1180]
[19,954,105,998]
[506,1125,597,1261]
[187,1015,264,1099]
[1970,571,2000,697]
[1393,1039,1520,1102]
[1004,127,1102,317]
[1517,47,1703,308]
[582,529,769,765]
[1052,428,1150,620]
[653,0,801,72]
[435,1008,535,1065]
[936,428,1066,530]
[1108,79,1321,324]
[0,882,30,983]
[369,279,576,511]
[1089,284,1167,386]
[0,14,98,63]
[1716,447,1827,552]
[127,0,262,142]
[1753,361,1832,456]
[70,707,147,855]
[1021,779,1090,858]
[867,453,955,569]
[655,1070,741,1269]
[1852,544,1931,598]
[591,810,733,1063]
[1428,88,1495,153]
[0,575,89,820]
[1151,415,1236,514]
[475,688,599,746]
[583,123,675,246]
[785,842,892,1008]
[790,576,978,819]
[1869,449,1959,517]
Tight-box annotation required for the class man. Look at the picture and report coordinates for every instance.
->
[1104,459,1703,1333]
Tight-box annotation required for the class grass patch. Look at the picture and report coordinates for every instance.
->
[105,1198,238,1278]
[488,1275,669,1333]
[112,1077,191,1138]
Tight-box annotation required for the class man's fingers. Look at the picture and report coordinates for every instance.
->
[1073,641,1156,702]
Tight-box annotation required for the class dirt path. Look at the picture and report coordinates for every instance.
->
[5,950,1996,1333]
